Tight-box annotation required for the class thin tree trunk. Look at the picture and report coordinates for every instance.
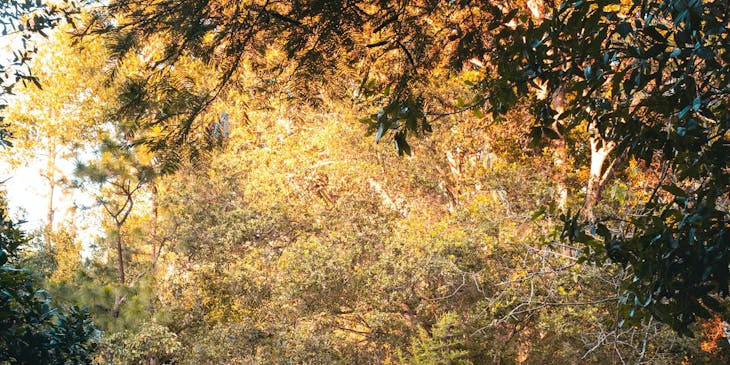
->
[116,224,125,285]
[46,181,55,245]
[112,224,125,319]
[150,184,159,272]
[585,134,615,222]
[112,292,123,319]
[551,137,568,212]
[549,79,568,212]
[105,185,137,319]
[44,143,57,249]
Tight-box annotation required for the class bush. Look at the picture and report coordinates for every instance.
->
[0,202,98,364]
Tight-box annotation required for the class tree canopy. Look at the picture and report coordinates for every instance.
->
[1,0,80,147]
[81,0,730,332]
[1,0,729,363]
[501,0,729,333]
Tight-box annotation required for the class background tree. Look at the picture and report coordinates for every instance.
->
[75,137,156,319]
[86,0,729,332]
[5,29,106,250]
[1,0,79,141]
[135,86,711,363]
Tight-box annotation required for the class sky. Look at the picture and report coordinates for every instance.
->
[1,162,48,227]
[1,158,101,259]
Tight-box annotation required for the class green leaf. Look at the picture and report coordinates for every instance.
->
[643,26,665,43]
[616,22,632,37]
[702,296,724,312]
[530,207,546,221]
[644,44,665,58]
[502,9,518,25]
[596,223,611,240]
[394,132,411,156]
[661,184,687,197]
[421,120,432,133]
[30,76,42,90]
[543,127,560,139]
[696,47,713,60]
[677,105,691,120]
[456,96,465,108]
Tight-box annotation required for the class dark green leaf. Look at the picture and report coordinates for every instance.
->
[616,22,632,37]
[662,184,687,197]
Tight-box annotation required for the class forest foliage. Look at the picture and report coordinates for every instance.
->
[0,0,728,364]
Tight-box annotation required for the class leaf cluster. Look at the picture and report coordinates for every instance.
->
[0,197,98,364]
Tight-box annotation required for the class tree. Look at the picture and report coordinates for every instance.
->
[0,2,98,362]
[484,0,729,333]
[75,137,156,318]
[101,321,181,365]
[89,0,729,332]
[1,0,80,142]
[0,195,98,364]
[138,90,698,363]
[80,0,509,162]
[5,28,106,249]
[8,5,727,358]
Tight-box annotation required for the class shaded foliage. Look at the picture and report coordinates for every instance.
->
[484,0,730,332]
[0,198,97,364]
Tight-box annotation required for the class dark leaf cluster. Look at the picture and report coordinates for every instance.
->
[497,0,729,332]
[0,198,98,364]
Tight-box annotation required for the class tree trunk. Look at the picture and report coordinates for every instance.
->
[547,79,568,212]
[585,135,615,222]
[44,143,57,249]
[551,137,568,212]
[112,292,124,319]
[150,184,159,272]
[112,224,125,319]
[116,224,125,285]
